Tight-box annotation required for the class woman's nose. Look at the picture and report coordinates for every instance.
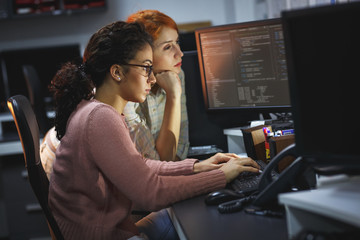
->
[148,72,156,84]
[175,44,184,58]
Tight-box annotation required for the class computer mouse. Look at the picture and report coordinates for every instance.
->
[205,189,245,205]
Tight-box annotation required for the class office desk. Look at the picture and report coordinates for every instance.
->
[168,194,288,240]
[0,112,46,157]
[0,112,22,156]
[0,133,23,157]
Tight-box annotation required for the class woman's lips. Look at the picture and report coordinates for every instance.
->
[174,61,182,67]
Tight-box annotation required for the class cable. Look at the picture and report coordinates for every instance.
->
[217,195,257,214]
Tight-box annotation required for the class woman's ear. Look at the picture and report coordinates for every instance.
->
[110,64,124,82]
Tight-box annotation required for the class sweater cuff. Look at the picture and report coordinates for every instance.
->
[190,169,227,195]
[145,158,198,176]
[181,158,198,175]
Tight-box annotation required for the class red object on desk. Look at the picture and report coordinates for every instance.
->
[263,127,272,162]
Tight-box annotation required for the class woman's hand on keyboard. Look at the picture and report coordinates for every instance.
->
[219,158,260,183]
[193,153,240,173]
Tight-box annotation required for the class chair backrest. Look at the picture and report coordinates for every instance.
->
[22,65,52,135]
[7,95,63,240]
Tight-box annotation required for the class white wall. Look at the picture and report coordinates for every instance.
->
[116,0,255,27]
[0,0,257,54]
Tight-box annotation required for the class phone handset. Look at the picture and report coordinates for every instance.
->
[253,143,313,207]
[257,143,297,192]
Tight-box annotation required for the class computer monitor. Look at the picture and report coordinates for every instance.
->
[282,2,360,171]
[195,19,291,114]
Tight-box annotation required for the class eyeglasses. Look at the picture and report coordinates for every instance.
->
[123,64,153,78]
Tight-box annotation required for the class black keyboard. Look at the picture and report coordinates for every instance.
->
[229,160,278,193]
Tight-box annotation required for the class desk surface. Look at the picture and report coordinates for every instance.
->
[169,194,288,240]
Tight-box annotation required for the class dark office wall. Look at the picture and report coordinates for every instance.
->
[1,45,81,99]
[0,65,6,112]
[182,51,258,151]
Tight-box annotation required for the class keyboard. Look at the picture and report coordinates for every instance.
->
[229,159,278,193]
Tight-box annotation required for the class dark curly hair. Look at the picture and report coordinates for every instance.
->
[49,21,153,139]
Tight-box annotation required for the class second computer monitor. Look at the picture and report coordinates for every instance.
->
[282,2,360,167]
[195,18,290,113]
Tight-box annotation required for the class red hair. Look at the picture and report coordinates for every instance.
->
[127,10,178,40]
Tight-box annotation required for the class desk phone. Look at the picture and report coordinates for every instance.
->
[205,144,313,213]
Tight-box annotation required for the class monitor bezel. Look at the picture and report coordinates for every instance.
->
[195,18,292,113]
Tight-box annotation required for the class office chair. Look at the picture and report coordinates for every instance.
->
[22,65,52,136]
[7,95,63,240]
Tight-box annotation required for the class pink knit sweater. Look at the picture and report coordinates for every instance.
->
[48,100,226,239]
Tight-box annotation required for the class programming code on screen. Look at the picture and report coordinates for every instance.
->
[199,22,290,109]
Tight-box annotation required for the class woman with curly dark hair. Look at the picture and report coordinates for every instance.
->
[48,21,259,240]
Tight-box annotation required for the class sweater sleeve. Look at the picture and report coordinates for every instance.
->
[85,105,226,211]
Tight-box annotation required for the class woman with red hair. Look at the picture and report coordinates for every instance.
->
[124,10,189,162]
